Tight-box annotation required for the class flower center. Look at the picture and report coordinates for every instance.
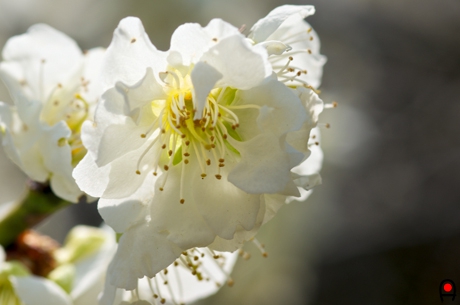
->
[135,68,259,204]
[45,84,89,167]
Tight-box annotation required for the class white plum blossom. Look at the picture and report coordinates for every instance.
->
[0,245,73,305]
[249,5,326,88]
[74,4,326,295]
[102,247,238,305]
[0,24,104,202]
[51,225,117,305]
[243,5,327,224]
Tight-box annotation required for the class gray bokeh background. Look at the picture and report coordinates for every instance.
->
[1,0,460,304]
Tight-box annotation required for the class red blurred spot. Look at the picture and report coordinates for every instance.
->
[444,283,453,292]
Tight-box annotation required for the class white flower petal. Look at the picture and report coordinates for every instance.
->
[116,67,167,112]
[12,275,72,305]
[99,280,119,305]
[191,61,222,120]
[80,89,127,160]
[169,19,240,66]
[268,16,326,88]
[200,35,271,90]
[150,163,216,248]
[98,174,154,233]
[96,123,147,167]
[101,17,166,90]
[237,77,306,137]
[208,197,266,252]
[1,24,83,100]
[292,129,323,176]
[71,227,116,305]
[189,163,261,239]
[286,88,323,155]
[204,18,241,42]
[249,5,315,43]
[108,224,183,290]
[228,134,293,194]
[148,250,238,304]
[81,47,106,109]
[170,23,209,66]
[73,153,110,198]
[50,173,81,203]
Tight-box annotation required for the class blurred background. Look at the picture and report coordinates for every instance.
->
[1,0,460,304]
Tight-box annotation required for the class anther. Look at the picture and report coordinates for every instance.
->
[184,159,189,164]
[161,144,166,149]
[140,134,146,138]
[159,187,164,191]
[136,170,141,175]
[227,279,234,287]
[181,134,186,138]
[252,238,268,257]
[194,256,199,261]
[131,38,136,43]
[184,152,190,157]
[201,173,207,178]
[153,172,157,176]
[223,134,228,139]
[164,165,169,171]
[289,56,293,61]
[206,159,211,166]
[161,299,166,304]
[153,294,158,299]
[185,141,190,146]
[219,158,225,163]
[219,164,225,168]
[180,199,185,204]
[309,36,314,41]
[325,101,338,109]
[215,174,222,180]
[168,150,173,156]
